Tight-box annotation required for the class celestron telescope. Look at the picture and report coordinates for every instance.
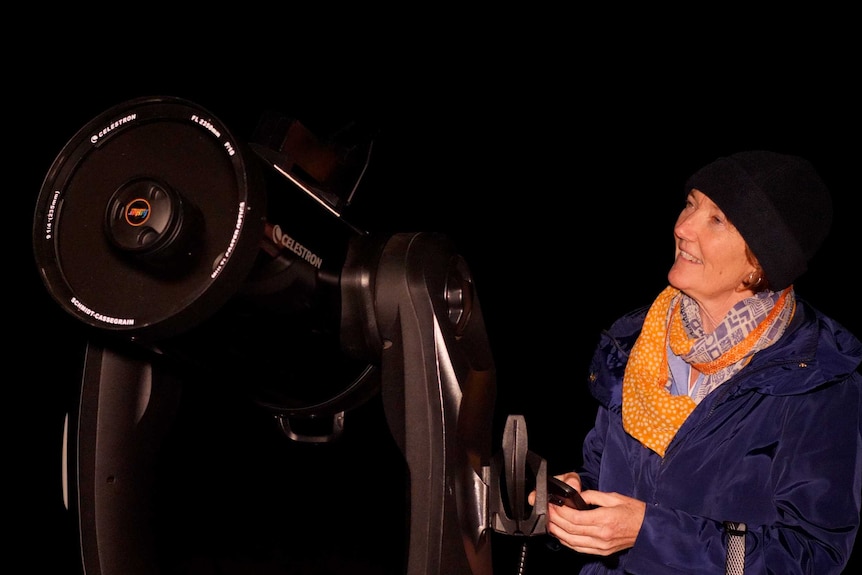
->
[32,96,557,574]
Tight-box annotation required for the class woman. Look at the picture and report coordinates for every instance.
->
[539,151,862,573]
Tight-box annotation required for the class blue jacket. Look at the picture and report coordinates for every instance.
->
[577,295,862,574]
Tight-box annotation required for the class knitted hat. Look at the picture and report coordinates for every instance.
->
[684,150,833,290]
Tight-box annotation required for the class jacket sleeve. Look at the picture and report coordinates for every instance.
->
[580,324,634,491]
[578,405,607,492]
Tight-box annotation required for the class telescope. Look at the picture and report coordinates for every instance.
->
[33,96,559,574]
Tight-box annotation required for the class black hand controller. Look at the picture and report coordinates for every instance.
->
[547,476,594,510]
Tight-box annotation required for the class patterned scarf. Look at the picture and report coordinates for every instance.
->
[621,285,795,456]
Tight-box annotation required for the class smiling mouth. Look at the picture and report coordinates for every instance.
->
[679,250,702,264]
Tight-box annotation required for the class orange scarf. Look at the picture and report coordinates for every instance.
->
[622,286,792,456]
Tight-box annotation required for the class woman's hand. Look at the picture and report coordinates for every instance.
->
[532,473,646,556]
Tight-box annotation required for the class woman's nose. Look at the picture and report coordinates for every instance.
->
[674,212,695,240]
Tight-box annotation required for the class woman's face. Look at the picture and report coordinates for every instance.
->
[668,190,757,311]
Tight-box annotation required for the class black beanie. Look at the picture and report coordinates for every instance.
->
[684,150,833,290]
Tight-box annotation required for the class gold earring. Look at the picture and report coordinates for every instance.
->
[746,271,762,287]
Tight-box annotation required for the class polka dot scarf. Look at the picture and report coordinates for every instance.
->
[622,285,794,456]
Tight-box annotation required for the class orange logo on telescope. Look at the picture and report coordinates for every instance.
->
[125,199,151,226]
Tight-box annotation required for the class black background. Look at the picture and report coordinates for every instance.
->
[10,18,860,574]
